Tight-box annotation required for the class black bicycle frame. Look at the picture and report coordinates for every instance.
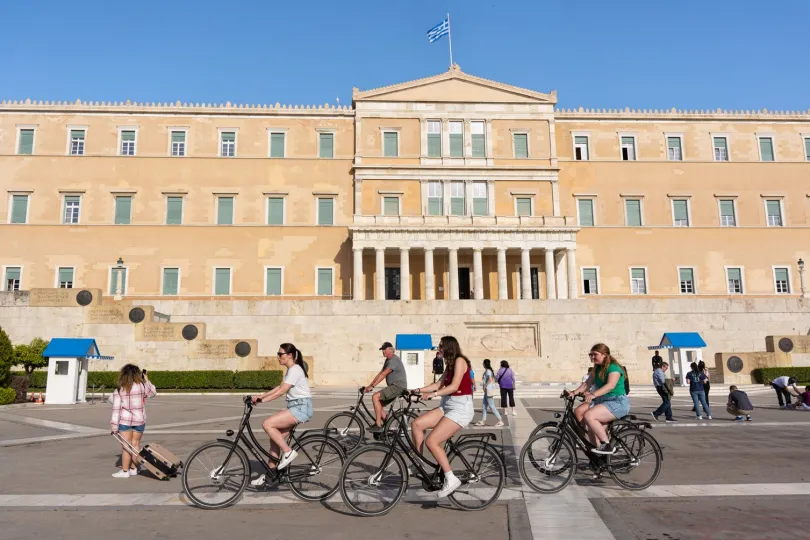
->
[346,388,403,428]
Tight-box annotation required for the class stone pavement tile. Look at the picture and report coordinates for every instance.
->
[0,419,66,441]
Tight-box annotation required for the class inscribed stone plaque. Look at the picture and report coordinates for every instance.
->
[30,288,101,307]
[83,305,127,324]
[135,323,184,342]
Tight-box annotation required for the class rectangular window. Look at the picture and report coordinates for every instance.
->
[679,268,695,294]
[516,197,532,217]
[625,199,642,226]
[472,182,488,216]
[267,197,284,225]
[70,129,85,155]
[214,268,231,295]
[120,130,136,156]
[220,131,236,157]
[450,182,465,216]
[578,199,595,226]
[427,181,443,216]
[766,199,783,227]
[471,121,485,157]
[383,131,398,157]
[162,268,179,295]
[5,267,21,291]
[10,194,29,224]
[114,196,132,225]
[630,268,647,294]
[672,199,689,227]
[513,133,528,158]
[449,121,463,157]
[166,196,183,225]
[317,268,333,296]
[109,267,127,295]
[269,132,285,158]
[518,267,540,299]
[58,267,74,289]
[55,361,69,375]
[383,196,399,216]
[63,195,81,224]
[266,267,282,295]
[726,267,743,294]
[804,137,810,161]
[719,199,736,227]
[713,137,728,161]
[171,131,186,157]
[582,268,598,295]
[217,196,234,225]
[774,267,790,294]
[427,120,441,157]
[621,136,636,161]
[17,129,34,155]
[574,135,589,161]
[667,136,682,161]
[319,132,334,159]
[317,197,334,225]
[758,136,774,161]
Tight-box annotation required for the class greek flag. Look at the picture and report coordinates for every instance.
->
[427,17,449,43]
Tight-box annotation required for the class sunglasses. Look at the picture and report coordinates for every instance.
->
[277,352,288,357]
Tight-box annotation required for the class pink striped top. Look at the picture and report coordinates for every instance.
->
[110,381,157,429]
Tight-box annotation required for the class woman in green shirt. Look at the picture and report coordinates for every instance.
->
[567,343,630,455]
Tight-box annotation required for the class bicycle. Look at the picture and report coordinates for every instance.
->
[182,396,345,509]
[338,391,506,517]
[519,392,662,493]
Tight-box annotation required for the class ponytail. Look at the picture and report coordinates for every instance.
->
[280,342,308,378]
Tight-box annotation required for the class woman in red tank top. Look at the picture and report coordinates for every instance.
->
[412,336,476,499]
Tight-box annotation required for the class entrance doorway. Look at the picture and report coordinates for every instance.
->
[385,268,400,300]
[518,267,540,299]
[458,268,471,299]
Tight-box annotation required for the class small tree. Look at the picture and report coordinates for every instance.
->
[0,326,13,387]
[14,338,50,376]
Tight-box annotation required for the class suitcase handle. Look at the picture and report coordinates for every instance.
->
[112,432,141,458]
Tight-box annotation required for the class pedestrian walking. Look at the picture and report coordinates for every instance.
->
[726,385,754,421]
[771,375,801,409]
[496,360,516,416]
[686,362,712,420]
[432,350,444,383]
[110,364,157,478]
[651,362,676,422]
[475,359,504,427]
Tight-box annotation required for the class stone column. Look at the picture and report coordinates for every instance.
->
[375,247,385,300]
[520,248,532,300]
[544,248,556,300]
[473,248,484,300]
[424,248,435,300]
[555,250,568,299]
[400,247,410,300]
[497,247,508,300]
[566,248,578,299]
[352,247,363,300]
[449,248,460,300]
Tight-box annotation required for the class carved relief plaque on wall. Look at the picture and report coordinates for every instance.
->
[464,322,540,357]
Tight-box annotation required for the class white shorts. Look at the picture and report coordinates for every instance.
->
[440,395,475,428]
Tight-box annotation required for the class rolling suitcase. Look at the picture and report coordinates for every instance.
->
[113,433,182,480]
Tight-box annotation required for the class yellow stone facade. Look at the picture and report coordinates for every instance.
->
[2,66,810,301]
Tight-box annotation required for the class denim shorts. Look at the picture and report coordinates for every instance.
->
[440,395,475,428]
[593,395,630,419]
[118,424,145,433]
[287,398,313,424]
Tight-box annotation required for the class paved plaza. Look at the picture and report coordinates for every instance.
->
[1,386,809,539]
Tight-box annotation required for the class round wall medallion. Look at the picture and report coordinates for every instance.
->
[727,356,744,374]
[778,338,794,353]
[76,290,93,306]
[181,325,199,341]
[128,307,146,324]
[234,341,251,358]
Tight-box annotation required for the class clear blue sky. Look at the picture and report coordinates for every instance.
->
[2,0,809,111]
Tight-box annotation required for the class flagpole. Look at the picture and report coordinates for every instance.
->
[447,13,454,68]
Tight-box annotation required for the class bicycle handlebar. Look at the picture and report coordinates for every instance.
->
[560,390,586,402]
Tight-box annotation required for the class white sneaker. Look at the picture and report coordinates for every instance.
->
[250,474,268,487]
[129,467,138,477]
[707,416,712,420]
[495,421,504,427]
[512,410,517,417]
[474,421,485,427]
[277,449,298,470]
[112,470,130,479]
[437,475,462,498]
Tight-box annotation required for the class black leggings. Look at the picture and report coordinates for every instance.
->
[500,388,515,408]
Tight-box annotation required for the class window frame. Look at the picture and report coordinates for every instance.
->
[215,194,236,225]
[511,130,530,159]
[711,133,730,162]
[15,125,37,155]
[618,133,637,161]
[724,266,745,295]
[8,193,30,224]
[803,135,810,162]
[160,266,181,296]
[576,196,596,226]
[264,266,285,296]
[2,265,23,292]
[317,129,336,159]
[677,266,696,295]
[572,132,590,161]
[763,197,785,227]
[426,181,443,216]
[381,195,401,216]
[623,197,644,227]
[55,266,75,289]
[164,194,185,225]
[117,126,139,157]
[470,121,486,158]
[665,133,684,161]
[629,267,648,295]
[716,197,738,227]
[315,266,335,296]
[756,134,775,162]
[113,194,133,225]
[514,196,534,217]
[265,194,286,225]
[381,129,400,158]
[449,181,466,216]
[316,196,336,225]
[218,128,238,158]
[66,126,87,156]
[107,265,129,296]
[426,120,442,158]
[670,197,691,227]
[62,193,82,225]
[168,127,188,157]
[212,266,233,296]
[772,266,791,295]
[267,128,288,158]
[580,266,600,296]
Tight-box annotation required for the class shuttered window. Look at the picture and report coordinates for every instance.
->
[672,199,689,227]
[471,121,485,157]
[427,181,443,216]
[11,195,28,224]
[582,268,598,295]
[317,268,333,296]
[578,199,594,226]
[472,182,488,216]
[115,196,132,225]
[516,198,532,217]
[120,130,136,156]
[270,132,285,158]
[162,268,179,295]
[679,268,695,294]
[171,131,186,156]
[513,133,528,158]
[214,268,231,295]
[774,268,790,294]
[630,268,647,294]
[220,131,236,157]
[267,197,284,225]
[319,133,334,158]
[621,136,636,160]
[63,196,81,224]
[217,196,234,225]
[667,136,682,161]
[625,199,642,226]
[383,132,398,157]
[449,121,463,157]
[766,200,782,226]
[727,268,743,294]
[18,129,34,155]
[383,197,399,216]
[758,137,774,161]
[574,135,589,160]
[266,268,282,295]
[719,199,736,226]
[427,121,441,157]
[70,129,85,155]
[317,197,334,225]
[5,267,21,291]
[805,138,810,161]
[166,197,183,224]
[450,182,465,216]
[58,267,74,289]
[713,137,728,161]
[109,268,127,295]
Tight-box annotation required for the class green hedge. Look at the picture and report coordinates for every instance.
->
[752,367,810,384]
[11,370,282,391]
[0,387,15,405]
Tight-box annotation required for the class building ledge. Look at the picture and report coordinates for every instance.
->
[351,214,576,228]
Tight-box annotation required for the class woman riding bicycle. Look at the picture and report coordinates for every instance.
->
[567,343,630,455]
[411,335,475,499]
[250,343,312,486]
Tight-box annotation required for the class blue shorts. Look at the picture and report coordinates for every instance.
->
[593,395,630,419]
[287,398,313,424]
[118,424,145,433]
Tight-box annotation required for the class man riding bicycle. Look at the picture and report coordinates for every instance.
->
[364,342,408,434]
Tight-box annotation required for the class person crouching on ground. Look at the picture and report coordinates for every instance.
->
[727,385,754,422]
[791,386,810,411]
[110,364,157,478]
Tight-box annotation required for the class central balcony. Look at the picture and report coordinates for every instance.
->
[351,214,577,228]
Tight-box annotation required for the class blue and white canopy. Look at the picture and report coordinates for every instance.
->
[647,332,706,351]
[42,338,114,360]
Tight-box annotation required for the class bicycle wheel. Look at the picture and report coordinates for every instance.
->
[528,420,560,440]
[324,412,365,454]
[448,440,505,511]
[608,428,662,490]
[339,443,408,517]
[286,435,345,501]
[519,433,576,494]
[381,409,419,445]
[182,441,250,509]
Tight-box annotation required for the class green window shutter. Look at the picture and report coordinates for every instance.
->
[766,200,780,217]
[110,268,127,295]
[673,200,688,221]
[221,132,235,141]
[318,198,334,225]
[625,199,642,226]
[267,197,284,225]
[383,132,398,157]
[6,267,21,281]
[449,134,463,157]
[578,199,594,226]
[11,195,28,223]
[70,130,85,140]
[266,268,282,295]
[64,195,79,204]
[775,268,788,282]
[805,138,810,160]
[121,130,135,141]
[18,129,34,154]
[115,196,132,224]
[714,137,727,150]
[427,134,441,157]
[631,268,645,280]
[516,198,532,216]
[162,268,179,295]
[621,136,634,146]
[166,197,183,224]
[679,268,693,282]
[574,136,588,145]
[214,268,230,295]
[759,138,774,161]
[583,268,597,282]
[719,200,734,216]
[317,268,333,295]
[428,199,443,216]
[450,198,465,216]
[513,133,528,158]
[59,267,74,284]
[319,133,334,158]
[217,197,234,225]
[727,268,741,281]
[171,131,185,143]
[270,133,285,157]
[473,198,488,216]
[383,197,399,216]
[471,134,485,157]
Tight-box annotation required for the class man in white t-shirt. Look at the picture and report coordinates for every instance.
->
[771,376,800,409]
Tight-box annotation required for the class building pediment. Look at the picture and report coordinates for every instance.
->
[353,65,556,105]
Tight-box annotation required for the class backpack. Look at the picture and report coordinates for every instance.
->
[623,367,631,395]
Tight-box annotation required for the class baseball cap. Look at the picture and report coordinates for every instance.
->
[379,342,393,351]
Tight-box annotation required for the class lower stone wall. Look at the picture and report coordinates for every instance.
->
[1,292,808,386]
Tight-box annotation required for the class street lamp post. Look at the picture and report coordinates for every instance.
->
[114,257,124,301]
[799,258,808,299]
